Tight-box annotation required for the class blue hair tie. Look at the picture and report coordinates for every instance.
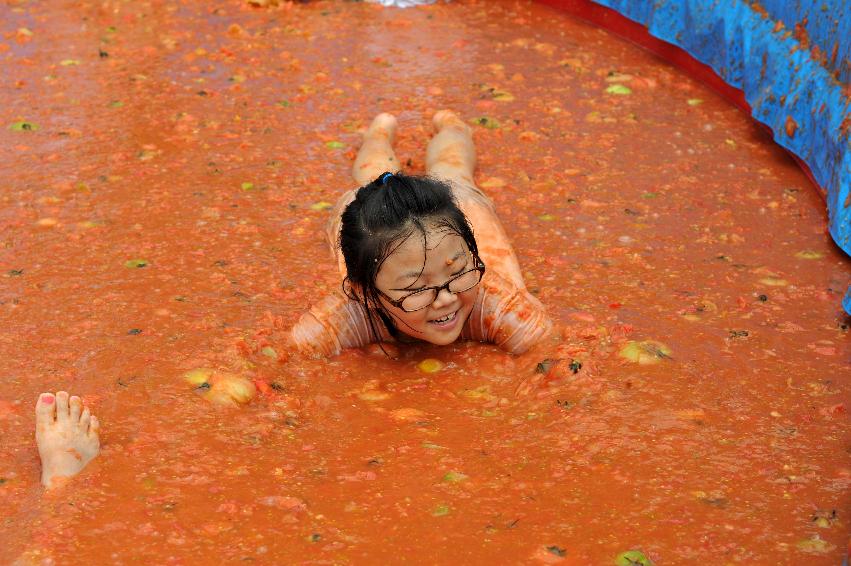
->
[381,172,394,185]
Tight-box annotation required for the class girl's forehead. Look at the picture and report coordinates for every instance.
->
[379,229,468,279]
[395,229,465,261]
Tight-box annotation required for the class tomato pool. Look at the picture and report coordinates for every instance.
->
[1,1,849,564]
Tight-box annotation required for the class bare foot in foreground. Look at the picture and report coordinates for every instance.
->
[35,391,100,489]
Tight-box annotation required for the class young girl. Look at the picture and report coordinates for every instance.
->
[290,110,552,355]
[32,110,551,488]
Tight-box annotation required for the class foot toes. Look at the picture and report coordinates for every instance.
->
[79,406,91,432]
[35,393,57,426]
[88,415,100,438]
[55,391,70,423]
[69,395,82,423]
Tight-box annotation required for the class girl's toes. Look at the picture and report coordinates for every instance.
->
[55,391,70,423]
[79,407,91,432]
[35,393,57,428]
[88,415,100,439]
[69,395,82,423]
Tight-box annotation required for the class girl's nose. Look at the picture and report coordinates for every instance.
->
[431,287,457,309]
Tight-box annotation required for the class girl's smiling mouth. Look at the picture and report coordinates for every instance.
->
[429,309,459,328]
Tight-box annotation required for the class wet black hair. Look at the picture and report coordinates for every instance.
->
[339,171,481,343]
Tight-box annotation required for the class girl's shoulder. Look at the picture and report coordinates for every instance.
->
[463,269,551,354]
[477,269,540,304]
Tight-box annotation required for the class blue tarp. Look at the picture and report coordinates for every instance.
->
[593,0,851,314]
[754,0,850,84]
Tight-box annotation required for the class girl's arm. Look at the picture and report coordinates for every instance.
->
[289,292,376,358]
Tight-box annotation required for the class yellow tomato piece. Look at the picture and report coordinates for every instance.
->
[618,340,672,365]
[480,177,506,188]
[492,89,514,102]
[417,358,444,373]
[184,367,213,386]
[184,368,255,406]
[461,385,496,402]
[212,373,256,405]
[310,201,333,211]
[794,250,823,260]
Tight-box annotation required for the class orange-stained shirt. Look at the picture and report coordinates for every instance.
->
[289,180,552,357]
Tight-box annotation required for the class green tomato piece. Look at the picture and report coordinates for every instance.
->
[124,259,149,268]
[472,116,501,129]
[9,121,39,131]
[432,504,451,517]
[605,84,632,95]
[615,549,654,566]
[442,471,468,483]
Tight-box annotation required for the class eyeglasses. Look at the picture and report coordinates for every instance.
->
[377,261,486,313]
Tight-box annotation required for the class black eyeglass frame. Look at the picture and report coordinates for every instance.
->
[376,260,486,313]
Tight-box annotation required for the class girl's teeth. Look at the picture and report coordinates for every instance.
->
[433,312,455,323]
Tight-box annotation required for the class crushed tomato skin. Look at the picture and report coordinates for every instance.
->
[0,0,849,565]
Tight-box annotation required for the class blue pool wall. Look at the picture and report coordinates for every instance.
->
[589,0,851,314]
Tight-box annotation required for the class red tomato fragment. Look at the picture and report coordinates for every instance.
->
[253,379,272,396]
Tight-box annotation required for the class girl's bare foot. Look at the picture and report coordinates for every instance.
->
[426,110,476,184]
[35,392,100,489]
[366,112,398,142]
[352,112,400,186]
[432,109,470,134]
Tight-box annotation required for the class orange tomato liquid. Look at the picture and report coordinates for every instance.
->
[0,1,848,563]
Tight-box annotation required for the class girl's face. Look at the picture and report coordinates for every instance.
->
[373,226,478,346]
